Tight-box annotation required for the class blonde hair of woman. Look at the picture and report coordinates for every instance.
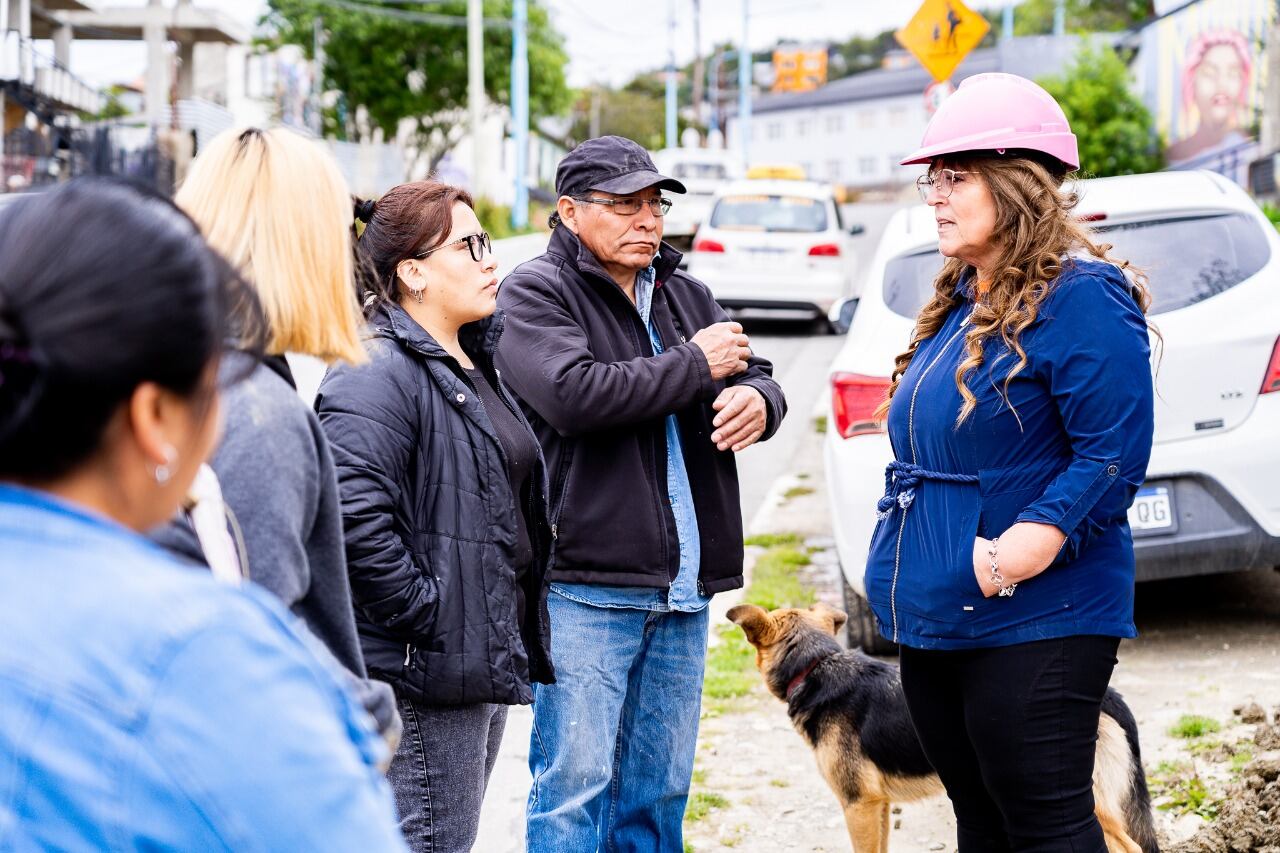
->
[176,126,366,365]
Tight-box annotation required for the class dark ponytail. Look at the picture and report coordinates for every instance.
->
[0,179,264,482]
[354,181,473,314]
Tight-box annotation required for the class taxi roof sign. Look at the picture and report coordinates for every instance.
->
[745,164,807,180]
[895,0,990,83]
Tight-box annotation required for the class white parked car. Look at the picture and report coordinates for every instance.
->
[686,179,862,324]
[651,147,742,253]
[824,170,1280,653]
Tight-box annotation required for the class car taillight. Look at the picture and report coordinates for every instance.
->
[808,243,841,257]
[693,238,725,253]
[1262,335,1280,394]
[830,372,890,438]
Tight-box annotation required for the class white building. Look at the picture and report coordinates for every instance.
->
[727,37,1082,192]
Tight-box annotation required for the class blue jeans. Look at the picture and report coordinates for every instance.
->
[526,591,710,853]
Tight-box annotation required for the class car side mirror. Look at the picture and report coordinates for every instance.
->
[848,223,865,236]
[829,298,859,334]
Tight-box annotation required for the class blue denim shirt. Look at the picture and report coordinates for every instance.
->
[863,260,1154,650]
[0,484,407,851]
[552,266,711,613]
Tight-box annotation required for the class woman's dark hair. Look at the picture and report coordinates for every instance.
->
[0,178,264,482]
[353,181,474,313]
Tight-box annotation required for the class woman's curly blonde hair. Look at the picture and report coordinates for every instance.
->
[878,153,1154,426]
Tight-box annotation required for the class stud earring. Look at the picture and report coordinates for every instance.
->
[153,445,178,485]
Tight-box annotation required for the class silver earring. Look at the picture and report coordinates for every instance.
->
[153,445,177,485]
[414,287,424,304]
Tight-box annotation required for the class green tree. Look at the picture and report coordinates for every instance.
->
[264,0,570,173]
[1038,42,1162,177]
[979,1,1153,36]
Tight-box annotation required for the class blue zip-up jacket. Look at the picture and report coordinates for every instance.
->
[864,259,1155,650]
[0,485,407,851]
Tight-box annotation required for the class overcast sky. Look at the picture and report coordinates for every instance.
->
[62,1,995,89]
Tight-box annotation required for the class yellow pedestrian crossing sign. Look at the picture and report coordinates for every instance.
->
[895,0,991,83]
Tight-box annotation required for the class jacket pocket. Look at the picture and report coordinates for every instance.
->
[977,464,1056,540]
[892,496,984,628]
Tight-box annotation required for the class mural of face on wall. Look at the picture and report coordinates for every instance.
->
[1166,29,1253,164]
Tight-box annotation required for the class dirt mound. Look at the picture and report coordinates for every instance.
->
[1168,731,1280,853]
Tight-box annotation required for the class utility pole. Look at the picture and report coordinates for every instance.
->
[311,16,325,136]
[1053,0,1065,36]
[467,0,483,193]
[510,0,528,229]
[1002,1,1014,40]
[738,0,751,167]
[665,0,677,150]
[691,0,703,135]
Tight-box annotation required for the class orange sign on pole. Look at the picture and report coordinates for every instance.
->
[895,0,991,83]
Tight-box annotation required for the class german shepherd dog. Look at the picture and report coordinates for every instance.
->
[727,601,1159,853]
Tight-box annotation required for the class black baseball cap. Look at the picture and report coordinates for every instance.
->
[555,136,687,198]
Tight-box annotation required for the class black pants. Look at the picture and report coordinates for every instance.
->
[899,635,1120,853]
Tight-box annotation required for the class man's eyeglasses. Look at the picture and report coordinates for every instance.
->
[415,232,492,263]
[915,169,972,203]
[575,196,673,217]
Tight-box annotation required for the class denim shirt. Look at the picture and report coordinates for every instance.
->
[552,266,711,613]
[0,484,407,851]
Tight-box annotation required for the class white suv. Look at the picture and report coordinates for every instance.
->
[824,170,1280,654]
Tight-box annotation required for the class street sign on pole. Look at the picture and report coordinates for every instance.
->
[895,0,990,83]
[510,0,528,230]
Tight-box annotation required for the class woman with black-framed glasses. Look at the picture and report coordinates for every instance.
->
[318,181,555,853]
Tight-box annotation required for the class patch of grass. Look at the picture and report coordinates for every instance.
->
[1230,748,1254,774]
[746,545,815,612]
[1186,737,1224,755]
[691,768,707,786]
[1149,760,1221,820]
[796,471,810,480]
[1170,715,1221,739]
[743,532,802,548]
[683,842,694,853]
[702,624,757,702]
[684,791,729,822]
[813,414,828,434]
[769,778,790,788]
[782,485,815,500]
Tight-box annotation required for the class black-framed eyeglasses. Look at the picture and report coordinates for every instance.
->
[916,169,972,203]
[575,196,673,217]
[415,231,492,263]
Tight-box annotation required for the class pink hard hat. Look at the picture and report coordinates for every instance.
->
[899,72,1079,171]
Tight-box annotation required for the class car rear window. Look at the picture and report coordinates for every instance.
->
[881,212,1272,318]
[671,162,729,180]
[710,195,829,233]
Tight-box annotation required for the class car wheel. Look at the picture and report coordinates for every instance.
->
[841,571,898,656]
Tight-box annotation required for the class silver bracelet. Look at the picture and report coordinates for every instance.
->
[988,537,1017,598]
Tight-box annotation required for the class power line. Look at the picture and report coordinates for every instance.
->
[308,0,511,28]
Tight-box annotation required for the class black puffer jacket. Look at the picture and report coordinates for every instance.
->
[316,303,554,706]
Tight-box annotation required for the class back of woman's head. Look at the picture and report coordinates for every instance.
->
[353,181,473,312]
[0,179,255,482]
[176,127,366,364]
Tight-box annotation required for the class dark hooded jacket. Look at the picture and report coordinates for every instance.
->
[316,302,554,706]
[495,226,788,595]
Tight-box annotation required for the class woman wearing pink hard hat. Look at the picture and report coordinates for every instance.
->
[863,73,1160,852]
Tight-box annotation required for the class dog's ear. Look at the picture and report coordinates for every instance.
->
[811,601,848,636]
[727,604,774,646]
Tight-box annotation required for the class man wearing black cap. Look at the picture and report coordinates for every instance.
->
[496,135,787,851]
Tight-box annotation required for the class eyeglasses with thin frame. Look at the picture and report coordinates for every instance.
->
[415,231,492,263]
[916,169,972,203]
[575,196,673,217]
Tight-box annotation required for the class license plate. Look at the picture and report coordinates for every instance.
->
[1128,484,1176,535]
